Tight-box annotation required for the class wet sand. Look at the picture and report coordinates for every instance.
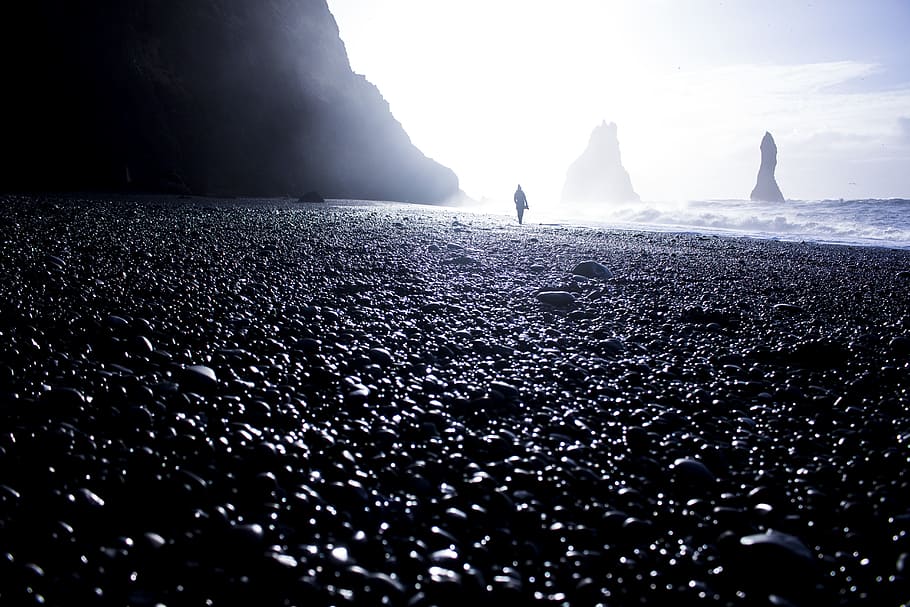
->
[1,194,908,605]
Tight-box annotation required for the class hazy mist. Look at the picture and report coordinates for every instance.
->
[328,0,910,206]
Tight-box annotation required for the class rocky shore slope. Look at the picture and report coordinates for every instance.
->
[1,195,908,605]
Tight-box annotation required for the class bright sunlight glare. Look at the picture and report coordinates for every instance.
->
[327,0,910,207]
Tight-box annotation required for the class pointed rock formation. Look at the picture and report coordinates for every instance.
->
[0,1,459,203]
[750,132,786,202]
[562,121,639,204]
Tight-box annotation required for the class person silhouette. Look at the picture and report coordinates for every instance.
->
[514,184,529,224]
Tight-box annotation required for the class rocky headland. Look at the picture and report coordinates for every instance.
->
[0,195,908,605]
[562,122,640,204]
[0,2,459,203]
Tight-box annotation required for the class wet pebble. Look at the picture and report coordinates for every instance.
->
[671,457,716,486]
[572,260,613,279]
[773,303,805,314]
[537,291,575,307]
[890,336,910,356]
[367,347,394,366]
[730,530,817,596]
[38,387,86,417]
[179,365,218,393]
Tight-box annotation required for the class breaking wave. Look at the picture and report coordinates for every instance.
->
[534,198,910,250]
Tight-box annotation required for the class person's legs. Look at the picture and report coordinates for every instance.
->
[517,207,524,224]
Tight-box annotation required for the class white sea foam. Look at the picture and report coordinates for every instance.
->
[470,198,910,250]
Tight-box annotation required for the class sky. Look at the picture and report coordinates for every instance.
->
[326,0,910,205]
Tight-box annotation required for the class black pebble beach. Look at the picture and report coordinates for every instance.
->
[1,195,908,606]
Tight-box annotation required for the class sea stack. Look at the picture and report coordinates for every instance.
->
[562,121,639,204]
[750,132,786,202]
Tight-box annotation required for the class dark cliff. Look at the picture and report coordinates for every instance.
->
[562,121,639,204]
[0,1,459,202]
[750,132,785,203]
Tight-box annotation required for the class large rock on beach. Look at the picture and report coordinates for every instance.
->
[0,1,459,203]
[750,131,786,202]
[179,365,218,393]
[537,291,576,307]
[730,530,818,597]
[572,260,613,279]
[562,121,640,204]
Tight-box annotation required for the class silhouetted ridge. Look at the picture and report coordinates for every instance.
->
[750,132,786,202]
[0,1,459,202]
[562,121,639,204]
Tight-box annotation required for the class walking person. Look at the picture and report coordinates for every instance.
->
[514,184,529,224]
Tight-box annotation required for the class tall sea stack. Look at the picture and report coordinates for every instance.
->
[562,122,639,204]
[750,132,786,202]
[0,1,459,203]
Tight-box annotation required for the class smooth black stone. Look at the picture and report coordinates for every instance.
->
[672,457,716,486]
[572,260,613,279]
[890,336,910,356]
[488,381,519,401]
[537,291,575,307]
[730,530,817,594]
[38,387,86,416]
[178,365,218,393]
[367,347,394,366]
[773,303,805,314]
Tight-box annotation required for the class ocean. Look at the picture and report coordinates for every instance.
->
[511,198,910,250]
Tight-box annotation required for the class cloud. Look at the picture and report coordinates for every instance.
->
[610,61,910,199]
[668,61,882,95]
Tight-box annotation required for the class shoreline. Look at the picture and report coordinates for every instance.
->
[1,193,908,605]
[17,191,910,252]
